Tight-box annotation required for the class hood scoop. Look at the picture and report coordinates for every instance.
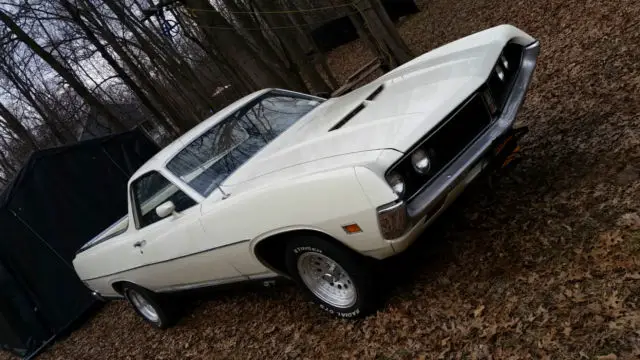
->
[329,85,385,132]
[329,103,366,131]
[365,84,385,101]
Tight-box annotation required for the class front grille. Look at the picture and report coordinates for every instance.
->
[386,43,524,201]
[390,93,492,200]
[423,94,492,172]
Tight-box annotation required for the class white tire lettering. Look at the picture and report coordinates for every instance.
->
[319,304,360,318]
[337,309,360,318]
[293,246,322,254]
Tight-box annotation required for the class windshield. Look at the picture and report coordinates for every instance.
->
[166,90,322,197]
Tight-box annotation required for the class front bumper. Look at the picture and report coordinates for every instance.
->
[377,40,540,242]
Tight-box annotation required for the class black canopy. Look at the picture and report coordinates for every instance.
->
[0,129,158,358]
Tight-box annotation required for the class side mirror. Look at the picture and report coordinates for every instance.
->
[155,201,176,219]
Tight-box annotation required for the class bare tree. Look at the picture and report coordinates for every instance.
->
[354,0,413,68]
[0,101,39,150]
[0,8,127,131]
[59,0,179,135]
[182,0,291,90]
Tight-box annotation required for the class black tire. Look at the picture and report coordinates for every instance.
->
[285,235,377,318]
[122,283,174,329]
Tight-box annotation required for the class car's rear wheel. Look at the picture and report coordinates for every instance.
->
[285,235,377,318]
[122,283,172,329]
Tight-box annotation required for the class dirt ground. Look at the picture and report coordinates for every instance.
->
[5,0,640,358]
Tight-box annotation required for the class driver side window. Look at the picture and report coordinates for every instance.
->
[131,171,197,228]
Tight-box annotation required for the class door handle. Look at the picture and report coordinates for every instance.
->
[133,240,147,248]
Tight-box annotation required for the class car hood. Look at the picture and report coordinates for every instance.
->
[224,25,534,186]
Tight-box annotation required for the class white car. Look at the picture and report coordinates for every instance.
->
[73,25,540,327]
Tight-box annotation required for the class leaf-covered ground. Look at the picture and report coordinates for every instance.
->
[5,0,640,358]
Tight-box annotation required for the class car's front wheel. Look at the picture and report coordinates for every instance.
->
[122,283,173,329]
[285,235,377,318]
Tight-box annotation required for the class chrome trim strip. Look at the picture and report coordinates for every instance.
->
[156,275,248,293]
[377,200,405,214]
[91,290,106,301]
[406,40,540,219]
[157,272,280,293]
[82,239,251,281]
[247,272,280,280]
[77,215,129,254]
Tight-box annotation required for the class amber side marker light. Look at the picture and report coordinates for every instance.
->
[342,224,362,234]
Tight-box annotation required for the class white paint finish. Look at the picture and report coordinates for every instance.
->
[73,25,538,297]
[353,164,399,208]
[223,150,385,193]
[379,24,535,81]
[201,167,388,264]
[82,241,251,296]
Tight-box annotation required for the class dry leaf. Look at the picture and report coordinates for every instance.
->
[473,305,485,318]
[587,303,602,314]
[624,272,640,280]
[617,213,640,230]
[597,354,617,360]
[604,291,623,310]
[599,230,624,247]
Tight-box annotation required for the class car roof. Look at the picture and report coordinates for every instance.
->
[129,89,273,183]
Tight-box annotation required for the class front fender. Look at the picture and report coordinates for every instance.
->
[200,167,388,257]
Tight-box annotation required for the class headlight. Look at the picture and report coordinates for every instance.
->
[495,64,505,81]
[410,149,430,174]
[500,54,509,70]
[386,172,405,197]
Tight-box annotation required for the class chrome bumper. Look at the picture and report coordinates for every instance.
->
[377,40,540,239]
[91,290,106,302]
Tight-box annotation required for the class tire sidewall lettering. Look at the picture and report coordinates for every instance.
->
[293,246,323,255]
[319,304,360,318]
[290,242,365,319]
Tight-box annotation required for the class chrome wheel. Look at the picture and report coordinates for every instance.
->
[128,289,159,323]
[297,252,357,308]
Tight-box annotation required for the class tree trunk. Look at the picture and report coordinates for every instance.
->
[172,9,254,95]
[0,10,127,132]
[348,11,382,60]
[247,1,307,92]
[0,101,39,150]
[370,0,413,56]
[81,0,193,132]
[60,0,178,136]
[258,1,330,94]
[285,0,338,89]
[0,135,17,174]
[120,3,220,113]
[181,0,290,90]
[219,0,291,80]
[0,63,73,144]
[356,0,413,67]
[101,1,208,124]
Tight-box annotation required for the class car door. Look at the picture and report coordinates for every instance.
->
[128,171,243,291]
